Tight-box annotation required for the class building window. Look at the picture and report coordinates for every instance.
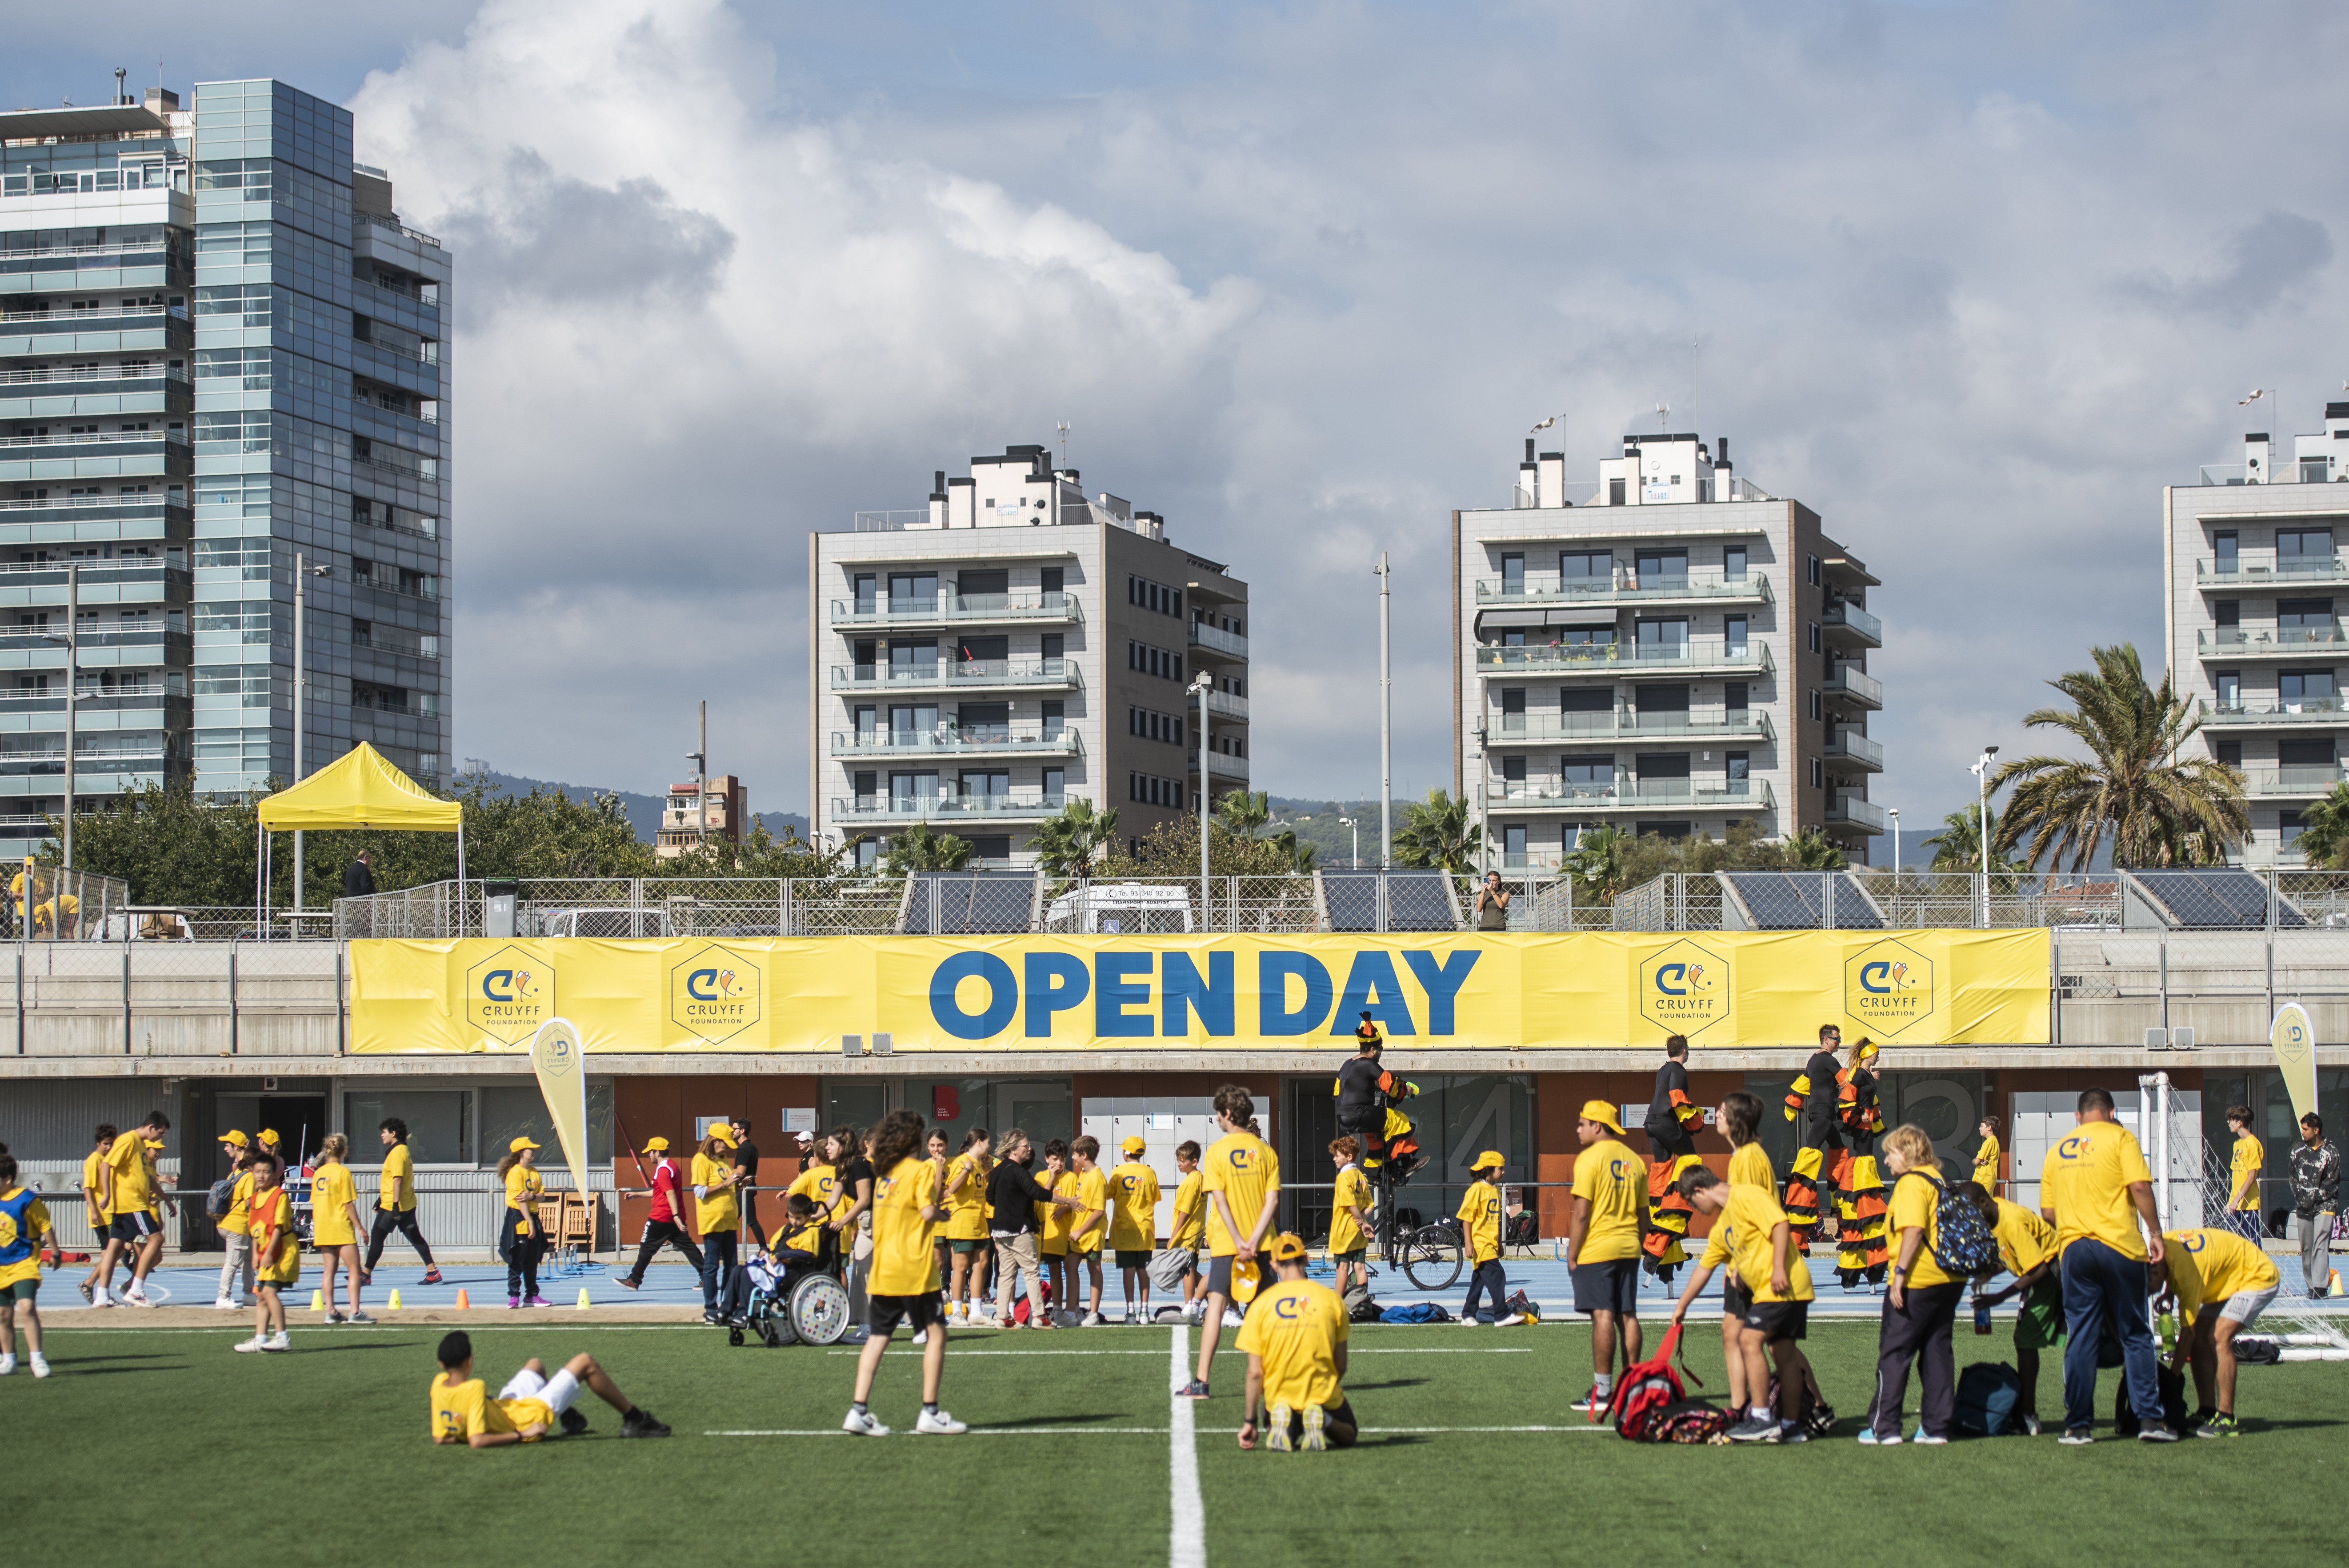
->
[1807,555,1821,587]
[1810,757,1823,789]
[1807,621,1821,653]
[1809,688,1821,720]
[1724,545,1746,580]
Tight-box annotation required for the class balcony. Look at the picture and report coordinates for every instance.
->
[1484,710,1774,746]
[1825,795,1888,832]
[0,557,188,596]
[0,623,180,652]
[2197,556,2349,588]
[0,302,189,339]
[1821,601,1882,647]
[0,687,184,716]
[829,592,1080,630]
[1823,664,1883,709]
[0,428,186,462]
[2197,628,2349,660]
[1188,620,1249,660]
[1474,570,1772,611]
[0,363,191,395]
[1476,638,1772,678]
[831,658,1080,693]
[1482,778,1774,812]
[2199,700,2349,729]
[1191,750,1249,780]
[2239,766,2345,799]
[831,726,1080,760]
[1825,730,1885,771]
[833,792,1067,823]
[1205,689,1249,721]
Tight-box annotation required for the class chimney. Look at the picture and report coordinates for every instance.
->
[144,86,180,113]
[1524,437,1536,463]
[932,469,946,498]
[1717,437,1729,465]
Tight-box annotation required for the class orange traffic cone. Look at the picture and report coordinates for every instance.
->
[455,1288,470,1310]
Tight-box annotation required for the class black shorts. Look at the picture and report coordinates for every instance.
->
[868,1292,942,1336]
[1572,1258,1639,1317]
[108,1212,158,1244]
[1206,1253,1265,1299]
[1722,1275,1754,1316]
[1116,1249,1153,1270]
[1742,1300,1809,1342]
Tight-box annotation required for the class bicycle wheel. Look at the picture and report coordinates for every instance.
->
[1402,1224,1462,1291]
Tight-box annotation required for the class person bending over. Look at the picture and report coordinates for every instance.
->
[1237,1233,1358,1452]
[430,1329,669,1445]
[2156,1225,2281,1439]
[1669,1165,1815,1444]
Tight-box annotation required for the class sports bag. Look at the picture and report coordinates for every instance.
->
[1608,1321,1727,1443]
[207,1174,240,1219]
[1380,1302,1453,1324]
[1342,1283,1378,1321]
[1147,1246,1195,1293]
[1956,1361,2023,1436]
[1504,1289,1541,1325]
[2113,1363,2190,1435]
[1919,1173,1998,1277]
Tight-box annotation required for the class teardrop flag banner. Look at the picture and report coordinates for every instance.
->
[529,1016,592,1201]
[2270,1002,2318,1128]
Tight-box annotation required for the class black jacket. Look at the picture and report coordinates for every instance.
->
[343,859,377,897]
[986,1157,1055,1235]
[2291,1137,2341,1218]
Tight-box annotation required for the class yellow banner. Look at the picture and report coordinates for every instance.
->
[350,930,2050,1053]
[529,1018,592,1199]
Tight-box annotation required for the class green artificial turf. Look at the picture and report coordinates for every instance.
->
[8,1317,2342,1566]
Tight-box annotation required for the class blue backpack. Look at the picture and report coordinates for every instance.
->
[1921,1173,1998,1277]
[1956,1361,2022,1436]
[1381,1302,1455,1324]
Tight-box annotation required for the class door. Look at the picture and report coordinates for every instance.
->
[1636,618,1689,660]
[1499,688,1525,734]
[1635,548,1688,586]
[958,768,1009,800]
[888,640,938,680]
[1634,684,1689,730]
[955,568,1008,608]
[889,704,937,742]
[888,572,937,613]
[956,702,1009,742]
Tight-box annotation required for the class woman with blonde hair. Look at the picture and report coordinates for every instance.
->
[692,1129,741,1324]
[310,1133,371,1324]
[498,1137,549,1309]
[1861,1124,1965,1445]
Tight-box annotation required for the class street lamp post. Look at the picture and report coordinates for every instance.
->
[1191,671,1213,922]
[52,564,78,869]
[1374,552,1391,867]
[1970,747,2000,925]
[291,554,330,909]
[1338,815,1358,869]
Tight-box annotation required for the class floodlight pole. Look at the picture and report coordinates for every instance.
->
[1192,671,1213,924]
[1376,551,1392,867]
[291,554,329,909]
[699,700,709,848]
[1973,746,2000,926]
[61,564,76,869]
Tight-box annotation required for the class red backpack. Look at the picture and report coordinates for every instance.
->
[1605,1321,1729,1443]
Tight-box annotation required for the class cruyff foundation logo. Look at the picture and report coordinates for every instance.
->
[1637,939,1732,1037]
[464,945,553,1046]
[668,944,764,1046]
[1845,939,1936,1037]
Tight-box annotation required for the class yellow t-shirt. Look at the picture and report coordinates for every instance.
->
[690,1153,736,1234]
[2039,1120,2154,1260]
[944,1155,990,1241]
[1727,1142,1774,1189]
[1455,1178,1502,1264]
[379,1143,416,1212]
[249,1188,300,1285]
[0,1188,54,1286]
[774,1219,825,1257]
[1038,1169,1073,1255]
[429,1375,549,1444]
[1169,1170,1204,1250]
[1570,1138,1645,1263]
[1068,1167,1110,1254]
[310,1162,359,1246]
[220,1171,255,1236]
[83,1149,111,1222]
[1992,1198,2057,1279]
[1971,1136,2001,1191]
[868,1156,941,1297]
[104,1132,154,1217]
[786,1165,840,1222]
[1328,1164,1371,1255]
[1108,1161,1162,1251]
[1718,1184,1812,1303]
[1233,1277,1349,1411]
[1201,1131,1281,1258]
[2163,1228,2281,1322]
[1887,1170,1957,1289]
[505,1165,546,1236]
[2228,1134,2265,1212]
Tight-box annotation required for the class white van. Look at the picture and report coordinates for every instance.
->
[1044,882,1194,935]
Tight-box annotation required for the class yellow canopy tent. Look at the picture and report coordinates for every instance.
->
[253,743,463,932]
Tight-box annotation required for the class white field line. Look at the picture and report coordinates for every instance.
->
[820,1345,1535,1356]
[706,1427,1175,1437]
[1169,1321,1205,1568]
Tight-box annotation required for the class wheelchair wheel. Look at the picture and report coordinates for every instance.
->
[728,1326,744,1347]
[758,1315,791,1348]
[1402,1224,1462,1291]
[790,1272,852,1346]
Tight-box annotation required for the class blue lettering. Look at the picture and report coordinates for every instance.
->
[1655,963,1686,996]
[1861,961,1891,994]
[1095,952,1153,1037]
[1162,950,1234,1037]
[688,968,719,1000]
[930,952,1017,1040]
[1403,950,1481,1035]
[1024,952,1091,1037]
[1259,952,1333,1036]
[1332,949,1415,1036]
[484,969,512,1002]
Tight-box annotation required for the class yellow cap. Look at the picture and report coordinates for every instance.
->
[218,1130,249,1147]
[1469,1149,1505,1172]
[1269,1232,1309,1264]
[1230,1255,1266,1304]
[1578,1099,1625,1136]
[709,1129,737,1149]
[260,1129,281,1145]
[508,1136,540,1153]
[1121,1136,1148,1154]
[144,1137,165,1149]
[642,1136,670,1152]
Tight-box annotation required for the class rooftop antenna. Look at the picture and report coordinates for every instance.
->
[1056,421,1069,469]
[1655,400,1670,434]
[1691,336,1700,440]
[114,68,127,106]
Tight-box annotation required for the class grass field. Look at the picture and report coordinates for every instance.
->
[9,1316,2342,1566]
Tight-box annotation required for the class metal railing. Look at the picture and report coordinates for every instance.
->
[0,363,189,387]
[1475,638,1772,674]
[1484,777,1773,809]
[1824,665,1883,706]
[1825,730,1885,768]
[2199,700,2347,725]
[829,592,1079,625]
[2241,766,2345,798]
[853,510,928,532]
[2198,628,2349,656]
[2196,557,2349,584]
[1188,621,1249,658]
[1823,601,1882,642]
[358,210,443,248]
[0,428,186,448]
[836,793,1069,822]
[1826,796,1888,831]
[1484,712,1773,745]
[0,302,186,325]
[831,726,1079,757]
[830,659,1079,691]
[1205,690,1249,720]
[1474,570,1771,605]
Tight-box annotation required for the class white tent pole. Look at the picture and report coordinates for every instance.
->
[456,822,467,934]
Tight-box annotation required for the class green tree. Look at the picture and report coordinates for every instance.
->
[1990,643,2248,869]
[1783,828,1848,870]
[1391,789,1481,872]
[1102,818,1310,879]
[1031,798,1121,880]
[1565,823,1634,903]
[1214,789,1272,840]
[1923,806,1993,871]
[2289,782,2349,869]
[877,820,974,875]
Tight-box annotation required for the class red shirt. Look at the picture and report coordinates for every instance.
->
[648,1160,681,1224]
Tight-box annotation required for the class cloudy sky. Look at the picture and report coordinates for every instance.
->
[13,1,2347,841]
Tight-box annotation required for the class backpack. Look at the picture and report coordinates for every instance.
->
[1147,1247,1194,1293]
[1956,1361,2024,1436]
[207,1174,241,1220]
[1504,1211,1539,1248]
[1764,1371,1837,1437]
[1342,1282,1377,1320]
[2113,1363,2190,1436]
[1919,1173,1998,1277]
[1504,1289,1541,1325]
[2234,1337,2281,1366]
[1010,1277,1057,1324]
[1607,1321,1728,1444]
[1380,1302,1454,1324]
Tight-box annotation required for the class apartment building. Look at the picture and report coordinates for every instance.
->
[654,773,746,857]
[808,445,1250,865]
[1451,432,1886,869]
[2163,401,2349,866]
[0,79,451,862]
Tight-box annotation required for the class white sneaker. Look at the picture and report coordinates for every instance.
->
[90,1297,116,1310]
[915,1407,967,1435]
[1222,1308,1245,1328]
[1082,1312,1106,1327]
[234,1335,268,1353]
[842,1408,891,1437]
[0,1354,14,1375]
[1496,1313,1527,1327]
[262,1332,290,1352]
[911,1329,928,1346]
[212,1297,239,1310]
[28,1354,47,1378]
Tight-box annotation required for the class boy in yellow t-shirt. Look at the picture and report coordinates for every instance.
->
[0,1153,58,1378]
[1457,1150,1519,1326]
[431,1329,669,1445]
[1326,1136,1374,1304]
[1068,1137,1111,1326]
[1568,1101,1647,1389]
[1670,1165,1813,1444]
[1181,1086,1282,1400]
[1108,1136,1163,1324]
[943,1131,992,1326]
[236,1152,300,1353]
[96,1112,169,1307]
[2222,1108,2265,1243]
[1036,1140,1074,1320]
[2156,1226,2282,1437]
[1972,1117,2002,1196]
[1972,1189,2063,1436]
[1170,1140,1206,1320]
[1235,1233,1357,1452]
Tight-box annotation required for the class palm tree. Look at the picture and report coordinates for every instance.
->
[2291,781,2349,869]
[1565,823,1633,902]
[1214,789,1272,840]
[1784,828,1848,870]
[1030,798,1120,880]
[1391,789,1481,872]
[1990,643,2249,869]
[1923,807,1994,871]
[879,819,973,875]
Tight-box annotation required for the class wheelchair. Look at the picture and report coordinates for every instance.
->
[725,1252,853,1348]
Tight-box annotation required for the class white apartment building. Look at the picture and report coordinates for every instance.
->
[2163,400,2349,866]
[808,444,1250,866]
[1451,432,1886,869]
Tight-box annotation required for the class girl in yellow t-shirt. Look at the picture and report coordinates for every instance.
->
[1038,1140,1074,1319]
[498,1139,548,1308]
[310,1134,371,1324]
[943,1128,994,1324]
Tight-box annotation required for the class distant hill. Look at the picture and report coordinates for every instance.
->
[464,766,808,846]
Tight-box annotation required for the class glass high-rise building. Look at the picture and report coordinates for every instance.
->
[0,78,451,860]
